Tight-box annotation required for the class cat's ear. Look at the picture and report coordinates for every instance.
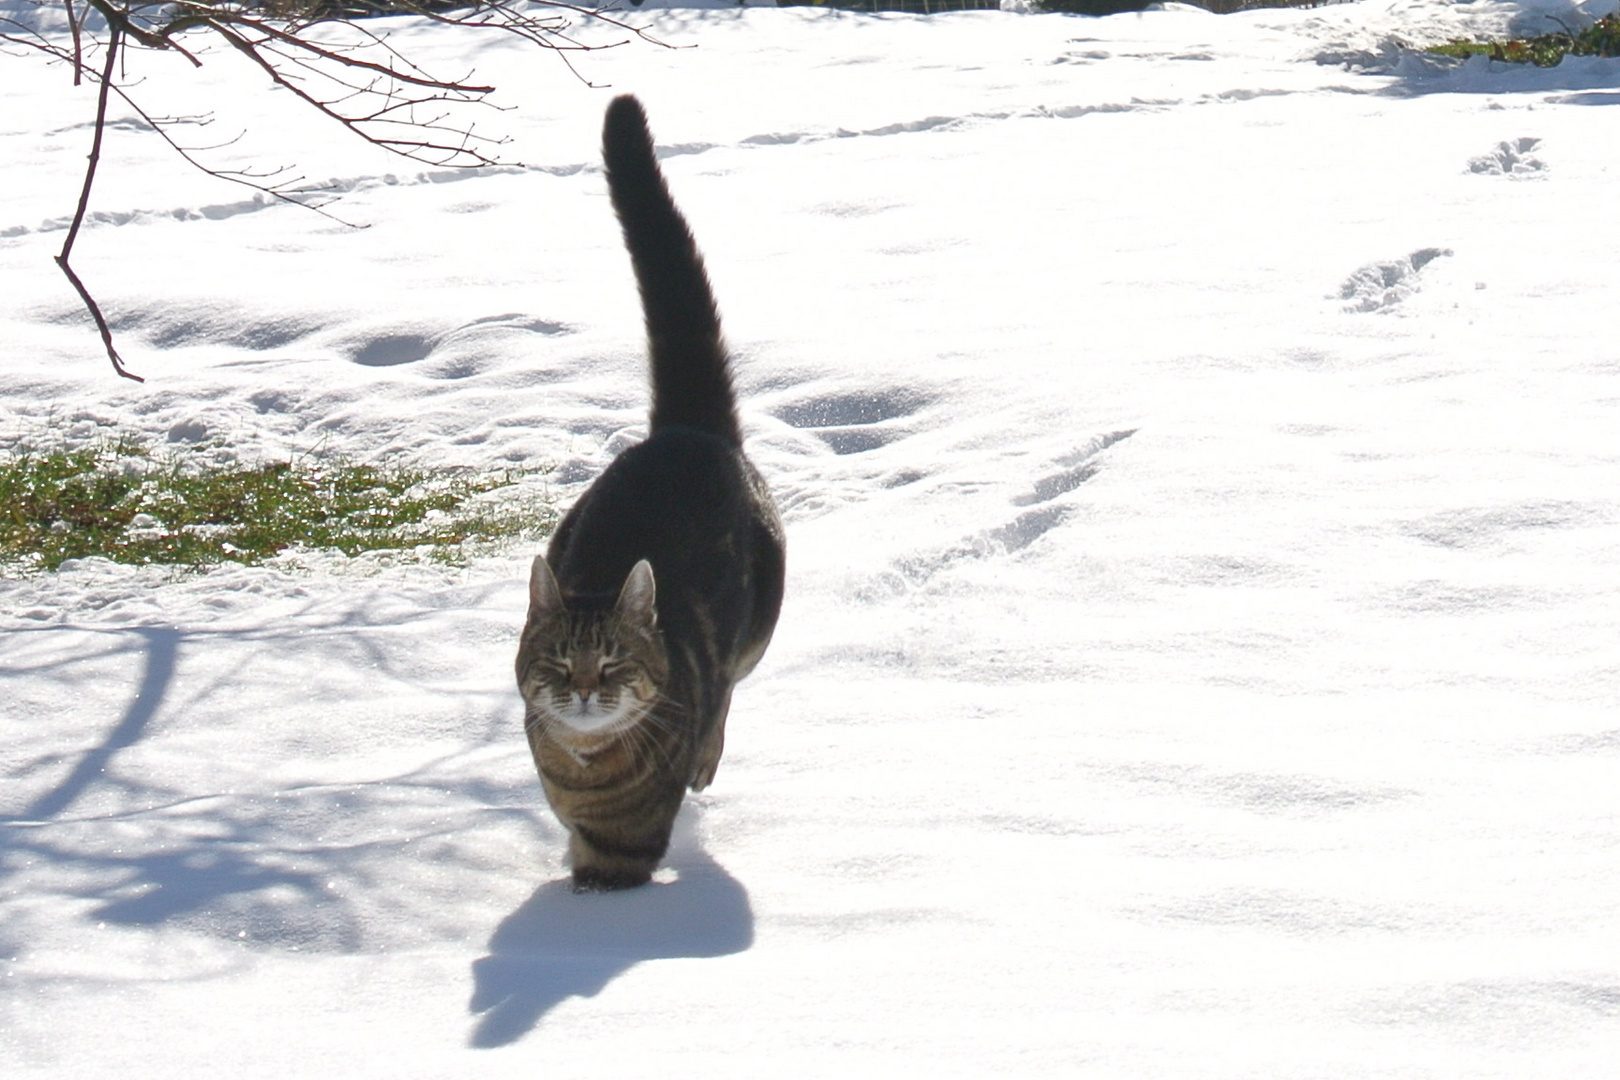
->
[616,559,657,625]
[528,556,565,619]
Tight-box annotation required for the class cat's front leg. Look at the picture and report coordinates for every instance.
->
[688,685,734,792]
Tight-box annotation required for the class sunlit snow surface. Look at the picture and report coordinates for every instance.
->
[3,0,1619,1073]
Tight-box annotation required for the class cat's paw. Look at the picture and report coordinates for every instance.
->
[571,866,654,893]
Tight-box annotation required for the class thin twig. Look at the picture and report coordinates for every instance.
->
[54,27,143,383]
[64,0,83,85]
[221,15,496,94]
[210,21,506,166]
[107,84,366,226]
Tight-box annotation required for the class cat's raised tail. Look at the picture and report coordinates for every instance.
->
[603,94,741,446]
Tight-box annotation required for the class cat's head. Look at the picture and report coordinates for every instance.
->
[516,557,669,740]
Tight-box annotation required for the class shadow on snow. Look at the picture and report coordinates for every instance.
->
[1,616,752,1035]
[20,626,180,821]
[0,610,545,960]
[467,838,753,1049]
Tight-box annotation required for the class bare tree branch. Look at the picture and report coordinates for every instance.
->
[5,0,667,379]
[63,0,82,83]
[53,25,144,382]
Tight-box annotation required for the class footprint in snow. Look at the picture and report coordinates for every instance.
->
[345,315,572,371]
[1012,429,1136,507]
[865,431,1136,596]
[348,332,437,367]
[1337,247,1451,314]
[769,386,933,456]
[1053,49,1113,64]
[94,303,324,352]
[1468,137,1546,178]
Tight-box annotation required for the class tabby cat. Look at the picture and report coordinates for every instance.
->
[515,95,786,892]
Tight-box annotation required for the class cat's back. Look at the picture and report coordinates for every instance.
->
[549,425,779,600]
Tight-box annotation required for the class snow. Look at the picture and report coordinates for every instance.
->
[4,0,1620,1073]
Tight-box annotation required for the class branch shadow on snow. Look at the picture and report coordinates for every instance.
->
[467,825,753,1049]
[17,626,180,821]
[0,611,544,962]
[0,623,364,954]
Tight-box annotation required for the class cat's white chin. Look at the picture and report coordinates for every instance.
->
[553,703,639,737]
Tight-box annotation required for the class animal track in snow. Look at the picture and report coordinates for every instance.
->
[2,162,554,238]
[456,312,573,337]
[1468,137,1546,178]
[4,103,1212,240]
[1053,49,1114,64]
[770,386,934,456]
[348,333,437,368]
[884,505,1074,594]
[344,314,572,370]
[1337,247,1451,313]
[870,431,1136,594]
[61,302,326,352]
[1012,429,1136,506]
[731,99,1192,159]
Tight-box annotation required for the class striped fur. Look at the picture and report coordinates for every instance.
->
[515,96,786,892]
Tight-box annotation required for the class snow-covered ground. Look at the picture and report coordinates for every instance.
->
[4,0,1619,1073]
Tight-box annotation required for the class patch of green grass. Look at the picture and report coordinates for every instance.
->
[1427,12,1620,67]
[0,436,555,573]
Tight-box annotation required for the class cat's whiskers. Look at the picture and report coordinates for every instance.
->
[616,722,663,777]
[634,704,684,744]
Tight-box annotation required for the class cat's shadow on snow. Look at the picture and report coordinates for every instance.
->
[467,819,752,1048]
